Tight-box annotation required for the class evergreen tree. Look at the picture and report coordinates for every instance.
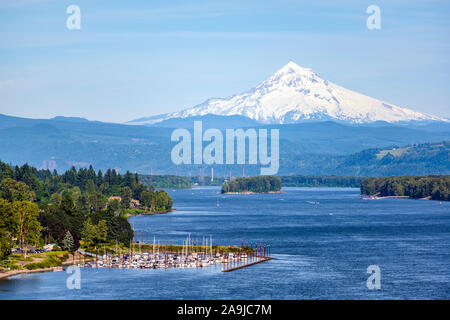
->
[61,231,75,252]
[120,186,132,209]
[81,218,96,247]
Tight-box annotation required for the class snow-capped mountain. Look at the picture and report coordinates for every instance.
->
[129,62,447,125]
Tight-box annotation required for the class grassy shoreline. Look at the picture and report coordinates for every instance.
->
[0,251,93,280]
[0,266,63,280]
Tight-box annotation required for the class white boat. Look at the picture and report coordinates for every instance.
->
[201,260,210,267]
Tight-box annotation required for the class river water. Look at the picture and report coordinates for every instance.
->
[0,187,449,299]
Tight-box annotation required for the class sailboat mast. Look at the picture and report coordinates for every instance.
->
[210,235,212,258]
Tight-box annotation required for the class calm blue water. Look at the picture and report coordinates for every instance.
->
[1,187,449,299]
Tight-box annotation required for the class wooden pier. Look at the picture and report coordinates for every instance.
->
[222,257,273,272]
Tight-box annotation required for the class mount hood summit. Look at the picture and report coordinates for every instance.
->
[129,62,447,125]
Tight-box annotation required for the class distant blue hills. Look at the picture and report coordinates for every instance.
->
[0,113,449,176]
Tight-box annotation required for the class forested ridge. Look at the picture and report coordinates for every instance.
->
[1,113,449,176]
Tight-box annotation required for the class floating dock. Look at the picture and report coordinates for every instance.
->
[222,257,273,272]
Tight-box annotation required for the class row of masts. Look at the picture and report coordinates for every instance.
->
[182,233,213,257]
[132,231,214,256]
[131,231,272,258]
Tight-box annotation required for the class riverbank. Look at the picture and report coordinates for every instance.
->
[0,253,92,280]
[0,266,64,280]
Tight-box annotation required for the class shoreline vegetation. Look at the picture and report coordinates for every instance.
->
[0,160,174,272]
[361,176,449,201]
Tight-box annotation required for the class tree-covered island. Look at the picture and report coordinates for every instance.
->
[221,176,282,194]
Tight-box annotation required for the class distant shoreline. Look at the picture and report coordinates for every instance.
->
[223,190,283,195]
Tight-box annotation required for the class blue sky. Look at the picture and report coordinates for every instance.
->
[0,0,449,122]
